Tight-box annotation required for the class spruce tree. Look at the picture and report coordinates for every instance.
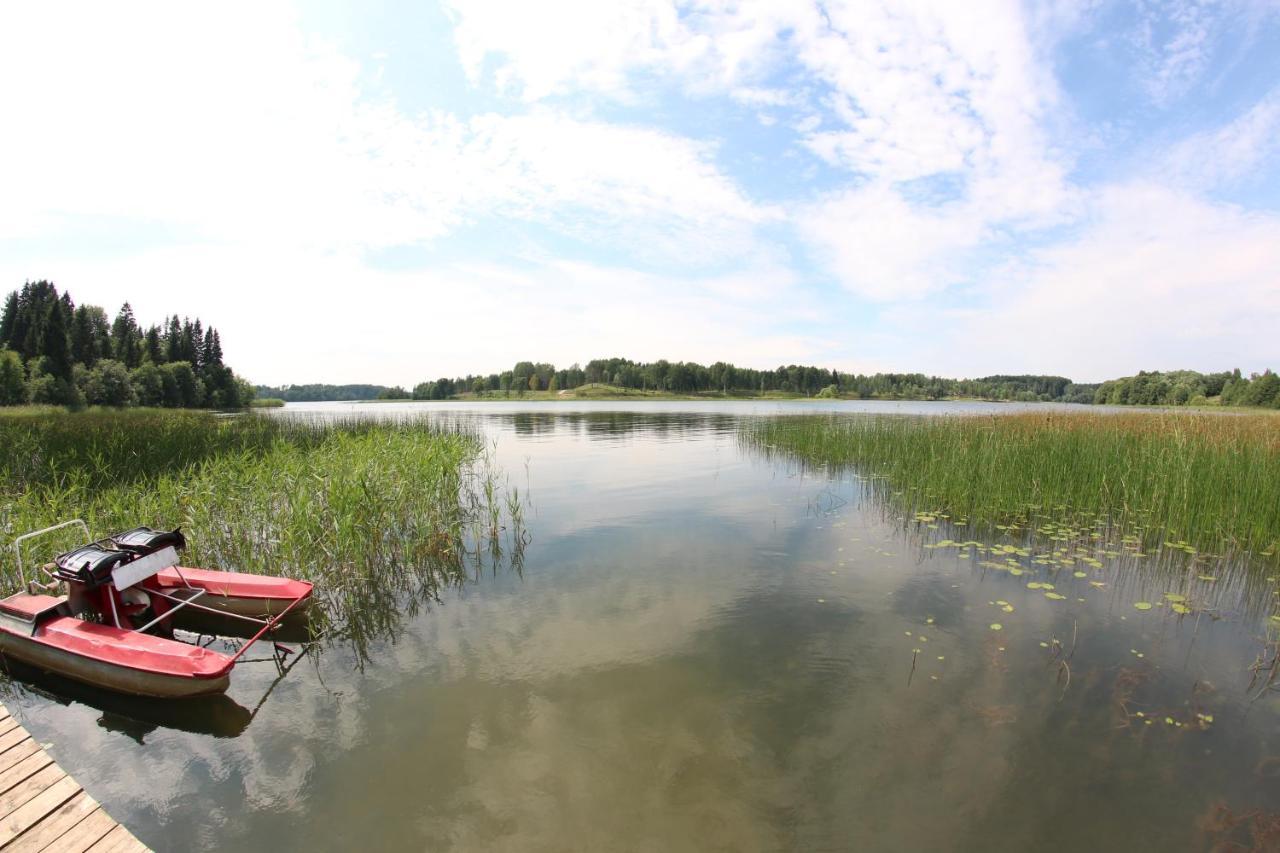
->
[144,325,164,364]
[165,316,182,362]
[71,306,98,367]
[111,303,142,368]
[0,291,17,349]
[41,299,73,382]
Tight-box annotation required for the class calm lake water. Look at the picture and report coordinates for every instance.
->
[5,401,1279,851]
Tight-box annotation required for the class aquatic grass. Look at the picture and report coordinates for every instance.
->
[742,411,1280,561]
[0,409,526,659]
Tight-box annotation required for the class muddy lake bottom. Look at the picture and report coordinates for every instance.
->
[5,401,1279,852]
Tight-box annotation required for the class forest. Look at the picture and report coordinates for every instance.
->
[0,280,252,408]
[381,360,1278,407]
[1092,369,1280,408]
[396,360,1092,402]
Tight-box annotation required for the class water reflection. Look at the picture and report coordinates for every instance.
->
[2,660,252,741]
[2,402,1276,852]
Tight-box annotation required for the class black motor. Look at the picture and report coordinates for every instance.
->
[110,527,186,556]
[53,544,132,589]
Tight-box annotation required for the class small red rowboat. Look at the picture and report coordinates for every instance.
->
[1,521,312,699]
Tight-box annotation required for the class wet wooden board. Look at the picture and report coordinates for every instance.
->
[0,701,149,852]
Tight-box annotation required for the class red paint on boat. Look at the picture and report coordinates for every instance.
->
[36,618,233,678]
[154,567,313,605]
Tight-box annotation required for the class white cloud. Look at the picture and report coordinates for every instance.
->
[1135,0,1219,104]
[443,0,797,101]
[1162,87,1280,187]
[0,3,769,265]
[885,185,1280,378]
[0,244,824,385]
[796,184,985,301]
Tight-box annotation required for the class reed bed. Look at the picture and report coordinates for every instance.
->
[0,409,525,657]
[742,411,1280,560]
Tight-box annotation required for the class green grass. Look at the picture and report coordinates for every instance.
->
[742,411,1280,560]
[0,409,524,656]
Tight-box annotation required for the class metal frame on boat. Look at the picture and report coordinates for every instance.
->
[1,520,313,699]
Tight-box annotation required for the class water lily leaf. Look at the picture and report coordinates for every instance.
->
[990,623,1003,631]
[1073,571,1088,579]
[1171,603,1191,615]
[1045,592,1066,600]
[1002,604,1014,613]
[1164,593,1187,603]
[1134,602,1153,610]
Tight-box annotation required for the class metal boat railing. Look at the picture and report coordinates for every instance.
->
[12,519,91,593]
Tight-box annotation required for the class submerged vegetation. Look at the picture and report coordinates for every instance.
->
[0,408,525,658]
[742,411,1280,561]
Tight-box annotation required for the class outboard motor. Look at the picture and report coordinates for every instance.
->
[53,544,131,590]
[111,527,186,556]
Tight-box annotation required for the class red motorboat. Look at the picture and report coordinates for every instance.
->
[1,521,312,699]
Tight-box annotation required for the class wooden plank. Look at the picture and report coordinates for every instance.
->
[2,790,99,852]
[85,824,149,853]
[0,753,55,798]
[30,807,116,853]
[0,765,66,821]
[0,775,79,847]
[0,703,149,852]
[0,730,31,757]
[0,743,39,777]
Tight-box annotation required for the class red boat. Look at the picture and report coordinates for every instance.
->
[0,521,312,699]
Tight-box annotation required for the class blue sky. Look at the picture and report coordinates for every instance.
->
[1,0,1278,385]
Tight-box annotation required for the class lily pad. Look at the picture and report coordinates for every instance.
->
[990,623,1003,631]
[1134,602,1153,611]
[1045,592,1066,601]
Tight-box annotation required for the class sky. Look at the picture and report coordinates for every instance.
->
[1,1,1279,386]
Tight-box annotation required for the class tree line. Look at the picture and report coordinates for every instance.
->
[266,359,1095,403]
[1093,369,1280,408]
[402,359,1102,402]
[0,280,253,408]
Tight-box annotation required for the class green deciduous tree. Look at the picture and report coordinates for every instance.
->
[0,350,26,405]
[163,361,204,407]
[83,359,137,407]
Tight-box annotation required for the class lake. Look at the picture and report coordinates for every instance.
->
[5,401,1278,851]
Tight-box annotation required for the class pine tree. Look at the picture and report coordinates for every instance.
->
[0,291,17,349]
[41,299,73,382]
[192,320,204,373]
[165,316,183,363]
[201,327,223,370]
[144,325,165,364]
[111,303,143,368]
[71,306,98,367]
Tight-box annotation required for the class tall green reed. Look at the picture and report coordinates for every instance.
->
[0,409,527,659]
[742,411,1280,561]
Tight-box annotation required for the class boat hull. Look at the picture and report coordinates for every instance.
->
[0,598,233,699]
[155,567,313,618]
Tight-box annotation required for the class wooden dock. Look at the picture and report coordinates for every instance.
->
[0,701,148,852]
